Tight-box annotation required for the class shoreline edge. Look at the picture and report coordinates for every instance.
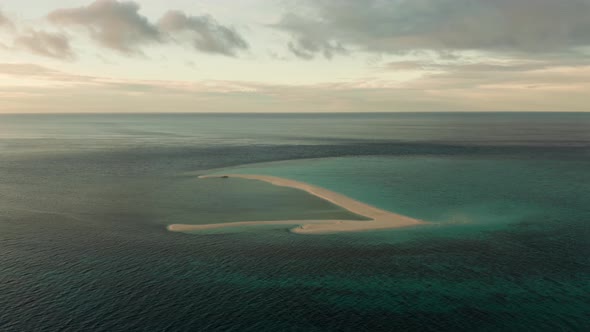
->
[167,174,425,235]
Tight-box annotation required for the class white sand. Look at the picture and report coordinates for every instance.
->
[167,174,424,235]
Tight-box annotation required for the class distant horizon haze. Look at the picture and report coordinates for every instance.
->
[1,0,589,113]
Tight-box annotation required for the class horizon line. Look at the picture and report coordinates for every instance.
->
[1,111,589,115]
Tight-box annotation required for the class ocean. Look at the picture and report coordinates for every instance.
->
[1,113,589,331]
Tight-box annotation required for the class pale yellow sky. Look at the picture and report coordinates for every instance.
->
[1,0,589,113]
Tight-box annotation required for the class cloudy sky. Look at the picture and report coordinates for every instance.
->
[1,0,589,113]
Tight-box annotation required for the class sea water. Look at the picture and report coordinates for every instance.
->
[0,113,589,331]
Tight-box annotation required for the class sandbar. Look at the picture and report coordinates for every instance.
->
[167,174,425,235]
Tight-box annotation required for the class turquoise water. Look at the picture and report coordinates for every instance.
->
[218,155,589,227]
[1,113,589,331]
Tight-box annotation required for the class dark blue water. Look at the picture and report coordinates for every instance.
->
[1,113,589,331]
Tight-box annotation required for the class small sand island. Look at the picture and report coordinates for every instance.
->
[167,174,425,235]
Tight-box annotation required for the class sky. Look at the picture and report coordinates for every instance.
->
[0,0,589,113]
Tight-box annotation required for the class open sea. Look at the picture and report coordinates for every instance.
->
[0,113,589,331]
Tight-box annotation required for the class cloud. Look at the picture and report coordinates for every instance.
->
[275,13,346,60]
[384,55,590,80]
[3,61,589,113]
[275,0,590,58]
[46,0,249,57]
[389,61,590,93]
[47,0,161,54]
[0,11,12,49]
[0,63,59,76]
[0,10,13,29]
[0,11,73,59]
[158,11,248,56]
[0,63,101,87]
[13,29,74,60]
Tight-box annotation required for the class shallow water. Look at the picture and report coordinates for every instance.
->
[1,113,589,331]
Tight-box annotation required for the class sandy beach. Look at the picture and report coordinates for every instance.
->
[167,174,424,234]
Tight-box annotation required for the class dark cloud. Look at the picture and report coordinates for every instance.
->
[276,0,590,58]
[158,10,248,56]
[276,13,346,60]
[14,30,74,59]
[48,0,161,54]
[46,0,249,57]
